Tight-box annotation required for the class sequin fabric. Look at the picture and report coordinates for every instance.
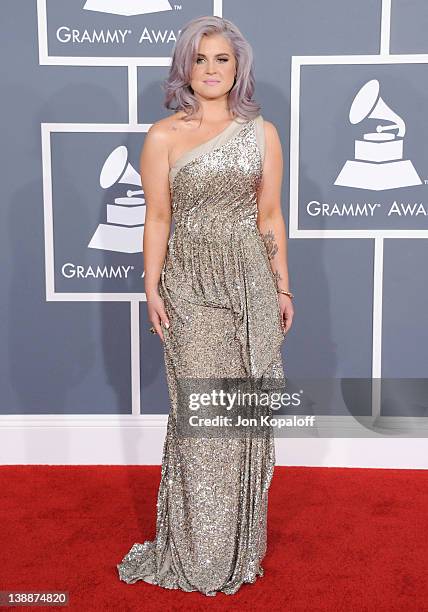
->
[117,115,286,596]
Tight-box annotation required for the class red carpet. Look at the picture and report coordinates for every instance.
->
[0,465,427,611]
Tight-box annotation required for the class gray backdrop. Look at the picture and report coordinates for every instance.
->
[1,1,427,422]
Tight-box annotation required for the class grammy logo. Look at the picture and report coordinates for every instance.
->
[88,145,146,253]
[334,79,422,191]
[83,0,173,17]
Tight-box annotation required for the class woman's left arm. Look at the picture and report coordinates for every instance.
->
[256,119,294,334]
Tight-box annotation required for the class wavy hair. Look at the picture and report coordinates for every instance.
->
[162,15,261,121]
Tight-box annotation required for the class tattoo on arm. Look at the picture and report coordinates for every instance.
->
[261,229,278,260]
[273,269,282,288]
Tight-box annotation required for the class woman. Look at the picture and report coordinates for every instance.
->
[117,15,294,596]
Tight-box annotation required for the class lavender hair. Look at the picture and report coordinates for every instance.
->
[162,15,261,121]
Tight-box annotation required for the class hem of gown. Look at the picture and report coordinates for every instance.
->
[116,540,266,597]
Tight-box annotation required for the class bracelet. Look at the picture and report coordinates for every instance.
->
[277,289,294,299]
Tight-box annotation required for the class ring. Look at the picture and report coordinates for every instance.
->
[149,326,157,334]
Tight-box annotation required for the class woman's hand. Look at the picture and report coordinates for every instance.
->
[278,294,294,335]
[147,289,170,343]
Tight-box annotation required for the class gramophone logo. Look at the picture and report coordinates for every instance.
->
[83,0,173,16]
[334,79,422,191]
[88,145,146,253]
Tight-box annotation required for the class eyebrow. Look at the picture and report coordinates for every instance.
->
[196,52,231,57]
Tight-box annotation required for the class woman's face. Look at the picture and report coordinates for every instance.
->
[189,33,237,103]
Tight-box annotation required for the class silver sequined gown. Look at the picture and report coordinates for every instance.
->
[117,114,286,596]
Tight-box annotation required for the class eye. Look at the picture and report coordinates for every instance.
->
[196,57,229,63]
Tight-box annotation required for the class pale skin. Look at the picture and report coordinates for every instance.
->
[142,33,294,342]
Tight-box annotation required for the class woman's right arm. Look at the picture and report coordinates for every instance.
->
[141,122,172,342]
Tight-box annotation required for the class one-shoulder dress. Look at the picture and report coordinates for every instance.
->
[117,114,286,596]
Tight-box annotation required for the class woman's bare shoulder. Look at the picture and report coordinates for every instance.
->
[261,118,283,158]
[262,118,280,139]
[146,112,188,145]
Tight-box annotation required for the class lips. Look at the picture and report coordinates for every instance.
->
[204,80,220,84]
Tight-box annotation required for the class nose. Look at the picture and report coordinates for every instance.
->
[205,60,217,74]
